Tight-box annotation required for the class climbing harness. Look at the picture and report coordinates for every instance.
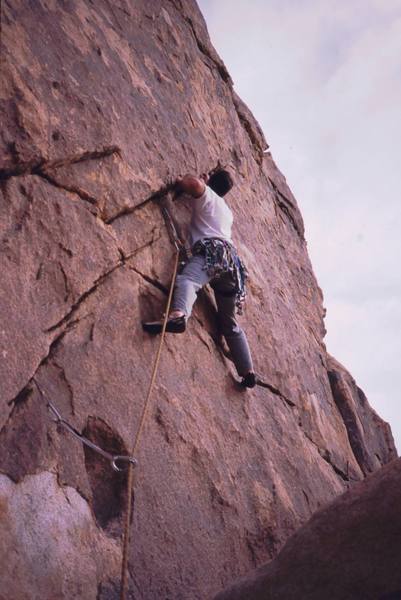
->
[192,237,248,314]
[33,379,137,472]
[119,202,181,600]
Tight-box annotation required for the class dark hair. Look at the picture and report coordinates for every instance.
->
[208,169,233,197]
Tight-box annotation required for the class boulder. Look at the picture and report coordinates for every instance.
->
[214,458,401,600]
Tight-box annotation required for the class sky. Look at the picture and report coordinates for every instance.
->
[198,0,401,451]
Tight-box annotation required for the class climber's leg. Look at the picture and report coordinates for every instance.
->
[142,255,210,334]
[170,254,210,317]
[212,273,254,381]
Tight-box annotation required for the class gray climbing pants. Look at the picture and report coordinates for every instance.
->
[171,254,253,376]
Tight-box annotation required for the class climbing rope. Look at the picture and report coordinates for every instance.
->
[160,195,189,266]
[119,248,180,600]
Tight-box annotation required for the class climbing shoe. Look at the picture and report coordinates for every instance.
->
[240,372,257,388]
[142,315,186,335]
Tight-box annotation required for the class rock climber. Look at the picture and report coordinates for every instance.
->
[143,169,256,388]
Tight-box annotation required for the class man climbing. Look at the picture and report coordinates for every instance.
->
[143,169,256,388]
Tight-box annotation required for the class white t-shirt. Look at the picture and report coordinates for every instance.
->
[189,186,233,246]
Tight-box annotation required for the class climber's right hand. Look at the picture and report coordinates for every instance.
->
[176,174,205,198]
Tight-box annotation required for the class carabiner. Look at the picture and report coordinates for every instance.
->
[111,455,138,472]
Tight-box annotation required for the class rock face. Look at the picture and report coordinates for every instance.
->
[214,457,401,600]
[0,1,397,599]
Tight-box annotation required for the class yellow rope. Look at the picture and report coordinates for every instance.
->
[119,250,180,600]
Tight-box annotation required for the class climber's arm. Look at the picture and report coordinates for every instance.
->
[175,174,206,198]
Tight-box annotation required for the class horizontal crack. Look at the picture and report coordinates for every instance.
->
[0,145,121,180]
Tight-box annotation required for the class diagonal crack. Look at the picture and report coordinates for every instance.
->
[168,0,232,84]
[105,196,153,224]
[187,20,232,83]
[58,262,71,302]
[167,0,268,166]
[1,386,34,436]
[129,266,168,294]
[274,196,303,240]
[303,430,352,482]
[268,176,305,241]
[45,265,123,333]
[267,176,297,211]
[193,289,298,406]
[46,238,157,333]
[36,169,99,208]
[105,180,177,225]
[255,378,295,408]
[2,319,81,433]
[192,329,212,354]
[232,93,268,165]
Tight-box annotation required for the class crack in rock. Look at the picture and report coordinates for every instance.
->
[328,368,378,476]
[4,235,161,419]
[36,169,99,208]
[167,0,232,84]
[45,266,123,333]
[168,0,267,165]
[46,238,156,333]
[105,180,177,225]
[105,196,154,224]
[53,360,76,416]
[0,145,121,180]
[1,386,34,436]
[183,14,232,84]
[129,266,168,294]
[232,93,267,164]
[4,313,92,425]
[58,262,71,302]
[83,416,128,537]
[268,176,305,241]
[303,430,351,482]
[255,378,295,408]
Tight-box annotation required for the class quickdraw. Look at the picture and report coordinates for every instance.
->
[33,378,137,472]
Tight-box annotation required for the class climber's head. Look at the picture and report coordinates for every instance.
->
[207,169,233,197]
